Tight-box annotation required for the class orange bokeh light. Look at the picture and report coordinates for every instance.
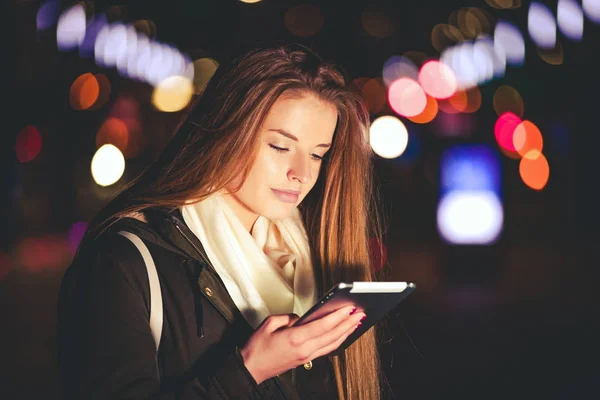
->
[69,73,100,110]
[408,95,438,124]
[362,78,387,114]
[513,120,543,158]
[519,152,549,190]
[96,118,129,155]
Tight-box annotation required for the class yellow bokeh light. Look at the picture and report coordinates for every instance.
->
[192,58,219,94]
[239,0,262,3]
[485,0,522,9]
[431,24,464,52]
[369,115,409,159]
[152,76,194,112]
[519,152,549,190]
[361,10,395,38]
[537,41,564,65]
[91,144,125,187]
[493,85,524,117]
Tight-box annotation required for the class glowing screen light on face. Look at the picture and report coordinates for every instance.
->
[437,144,503,245]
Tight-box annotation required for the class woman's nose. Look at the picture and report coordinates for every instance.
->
[289,155,311,184]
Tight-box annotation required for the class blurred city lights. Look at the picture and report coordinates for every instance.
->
[15,125,42,163]
[152,75,194,112]
[431,24,464,52]
[382,56,419,87]
[192,58,219,94]
[494,20,525,66]
[361,79,387,114]
[494,112,522,152]
[96,118,129,155]
[408,95,438,124]
[388,78,427,118]
[557,0,584,41]
[56,3,87,52]
[361,10,395,38]
[485,0,522,9]
[437,145,503,245]
[239,0,262,3]
[69,73,100,110]
[36,0,60,31]
[519,152,550,190]
[284,4,324,37]
[80,13,108,58]
[369,116,409,159]
[537,42,565,65]
[90,73,111,109]
[17,235,73,273]
[513,120,544,157]
[582,0,600,24]
[528,2,557,49]
[418,60,457,99]
[437,191,504,244]
[91,144,125,187]
[493,85,524,117]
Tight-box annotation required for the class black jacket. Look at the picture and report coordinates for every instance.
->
[57,207,338,400]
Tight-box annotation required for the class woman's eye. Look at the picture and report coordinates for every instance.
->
[269,144,289,153]
[311,154,324,161]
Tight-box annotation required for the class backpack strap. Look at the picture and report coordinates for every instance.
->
[118,231,163,351]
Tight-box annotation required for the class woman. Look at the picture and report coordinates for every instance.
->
[57,43,385,400]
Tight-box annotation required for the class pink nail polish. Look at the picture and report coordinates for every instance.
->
[349,307,357,315]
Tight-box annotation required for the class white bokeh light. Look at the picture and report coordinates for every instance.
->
[558,0,584,41]
[528,2,557,49]
[382,56,419,87]
[369,116,409,159]
[583,0,600,23]
[437,191,503,245]
[56,4,86,51]
[91,144,126,187]
[494,20,525,66]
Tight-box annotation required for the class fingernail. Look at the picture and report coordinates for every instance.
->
[355,322,362,329]
[360,315,367,322]
[349,307,357,315]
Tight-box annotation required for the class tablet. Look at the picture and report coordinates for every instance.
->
[294,281,416,356]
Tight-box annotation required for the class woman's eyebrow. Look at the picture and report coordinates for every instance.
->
[268,128,331,148]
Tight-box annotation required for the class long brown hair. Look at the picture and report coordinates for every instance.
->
[92,43,384,400]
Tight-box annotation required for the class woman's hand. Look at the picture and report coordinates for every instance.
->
[239,305,366,384]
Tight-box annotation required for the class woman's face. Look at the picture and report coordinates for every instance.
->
[223,92,337,231]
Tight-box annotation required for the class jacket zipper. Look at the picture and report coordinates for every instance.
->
[173,216,292,400]
[172,218,233,324]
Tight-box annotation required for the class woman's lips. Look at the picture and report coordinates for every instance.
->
[271,188,300,203]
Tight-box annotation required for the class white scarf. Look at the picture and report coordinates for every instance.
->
[180,194,318,329]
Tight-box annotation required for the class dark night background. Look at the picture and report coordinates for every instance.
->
[2,0,600,399]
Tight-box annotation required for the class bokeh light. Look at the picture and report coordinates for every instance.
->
[36,0,60,31]
[369,116,409,159]
[528,2,557,49]
[240,0,262,3]
[388,78,427,118]
[284,4,324,37]
[16,235,72,273]
[56,3,87,51]
[453,7,494,39]
[583,0,600,24]
[0,252,12,282]
[537,41,565,65]
[485,0,522,9]
[68,221,88,254]
[494,112,522,152]
[418,60,457,99]
[90,73,111,110]
[408,95,438,124]
[493,85,524,117]
[431,24,464,52]
[69,73,100,110]
[439,86,481,114]
[494,20,525,66]
[557,0,584,41]
[513,120,544,157]
[96,117,129,155]
[152,76,194,112]
[361,10,395,38]
[519,152,550,190]
[192,58,219,94]
[91,144,126,187]
[80,14,107,58]
[382,56,419,87]
[15,125,42,163]
[403,50,428,67]
[361,78,387,114]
